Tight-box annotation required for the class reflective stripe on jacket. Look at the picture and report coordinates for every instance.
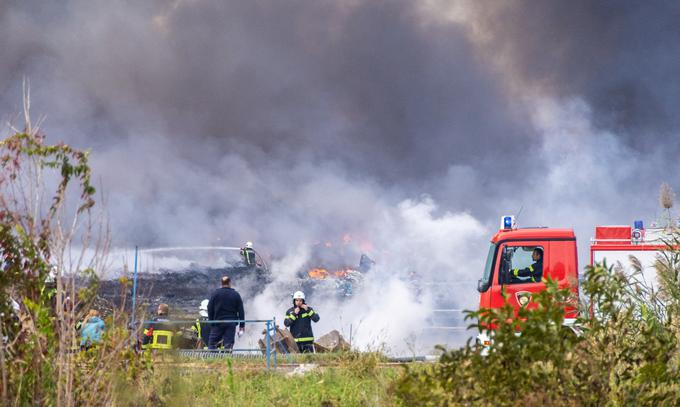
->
[240,248,256,265]
[284,306,319,342]
[141,318,177,350]
[512,261,543,283]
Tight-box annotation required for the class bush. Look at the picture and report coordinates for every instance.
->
[0,101,151,405]
[397,254,680,406]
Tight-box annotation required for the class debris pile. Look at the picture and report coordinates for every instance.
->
[302,268,364,298]
[259,326,299,354]
[314,330,351,353]
[98,263,270,315]
[258,327,350,354]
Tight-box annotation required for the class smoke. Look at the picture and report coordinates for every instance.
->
[244,197,488,354]
[3,1,680,353]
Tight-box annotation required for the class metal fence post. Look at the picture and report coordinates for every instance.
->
[131,246,138,328]
[272,317,277,369]
[265,320,271,370]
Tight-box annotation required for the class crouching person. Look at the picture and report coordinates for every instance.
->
[191,299,211,349]
[284,291,320,353]
[142,303,177,351]
[80,309,105,351]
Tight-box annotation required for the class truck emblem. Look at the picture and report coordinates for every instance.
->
[515,291,532,307]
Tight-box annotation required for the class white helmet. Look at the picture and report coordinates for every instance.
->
[245,241,253,249]
[199,299,209,317]
[292,291,305,300]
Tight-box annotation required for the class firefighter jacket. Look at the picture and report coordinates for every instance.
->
[284,305,320,343]
[240,247,256,266]
[208,287,245,328]
[142,317,177,350]
[191,318,210,348]
[513,260,543,283]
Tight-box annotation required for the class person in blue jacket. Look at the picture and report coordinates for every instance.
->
[80,309,105,350]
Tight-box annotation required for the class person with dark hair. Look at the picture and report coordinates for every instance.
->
[207,276,245,351]
[512,248,544,283]
[284,291,320,353]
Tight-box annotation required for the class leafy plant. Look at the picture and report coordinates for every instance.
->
[397,251,680,406]
[0,88,149,406]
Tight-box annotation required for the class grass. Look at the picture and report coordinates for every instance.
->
[121,352,410,406]
[172,350,390,365]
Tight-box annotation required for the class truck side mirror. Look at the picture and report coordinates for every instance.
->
[477,278,490,293]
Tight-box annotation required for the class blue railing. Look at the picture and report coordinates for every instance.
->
[140,318,277,369]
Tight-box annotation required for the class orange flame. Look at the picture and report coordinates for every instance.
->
[308,268,329,279]
[334,268,357,278]
[308,267,361,279]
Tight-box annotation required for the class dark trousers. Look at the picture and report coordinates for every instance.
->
[297,341,315,353]
[208,323,236,350]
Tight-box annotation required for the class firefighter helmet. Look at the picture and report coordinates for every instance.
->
[245,241,253,249]
[292,291,305,300]
[199,299,209,317]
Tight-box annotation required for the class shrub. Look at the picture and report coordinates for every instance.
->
[0,95,150,406]
[397,252,680,406]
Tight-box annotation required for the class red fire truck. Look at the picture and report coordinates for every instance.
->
[476,216,669,344]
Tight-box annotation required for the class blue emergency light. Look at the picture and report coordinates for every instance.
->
[501,215,515,230]
[632,219,644,243]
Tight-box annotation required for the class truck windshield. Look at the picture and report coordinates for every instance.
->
[480,243,497,286]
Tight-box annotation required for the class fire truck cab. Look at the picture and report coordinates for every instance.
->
[477,216,579,319]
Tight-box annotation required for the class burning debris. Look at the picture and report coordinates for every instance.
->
[302,262,369,298]
[297,236,375,299]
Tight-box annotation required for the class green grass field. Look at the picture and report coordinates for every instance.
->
[119,352,416,406]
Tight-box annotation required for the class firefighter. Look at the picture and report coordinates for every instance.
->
[141,303,177,351]
[284,291,320,353]
[191,299,210,349]
[240,241,257,267]
[512,247,543,283]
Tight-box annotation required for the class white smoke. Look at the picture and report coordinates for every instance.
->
[524,97,664,263]
[241,197,489,355]
[248,244,311,321]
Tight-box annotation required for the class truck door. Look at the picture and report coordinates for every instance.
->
[493,243,547,312]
